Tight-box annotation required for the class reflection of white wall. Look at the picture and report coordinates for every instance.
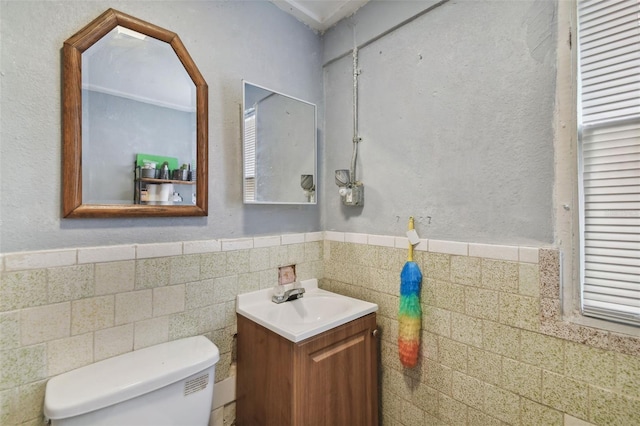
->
[82,90,196,204]
[83,26,196,112]
[255,93,315,203]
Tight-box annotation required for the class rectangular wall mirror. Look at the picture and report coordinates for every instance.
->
[242,81,317,205]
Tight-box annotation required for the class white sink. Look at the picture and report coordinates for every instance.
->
[236,279,378,342]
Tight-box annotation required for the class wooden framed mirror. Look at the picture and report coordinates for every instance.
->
[62,9,208,218]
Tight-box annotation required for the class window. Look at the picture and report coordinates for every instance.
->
[577,0,640,326]
[244,107,257,202]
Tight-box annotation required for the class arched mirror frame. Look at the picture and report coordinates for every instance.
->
[62,9,208,218]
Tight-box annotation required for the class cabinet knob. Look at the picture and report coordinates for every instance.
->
[372,329,379,338]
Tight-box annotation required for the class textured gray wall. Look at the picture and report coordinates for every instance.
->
[322,0,557,246]
[1,0,558,253]
[0,1,323,253]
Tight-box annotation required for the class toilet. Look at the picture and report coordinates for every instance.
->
[44,336,220,426]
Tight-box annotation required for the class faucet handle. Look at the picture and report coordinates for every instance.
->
[273,284,285,298]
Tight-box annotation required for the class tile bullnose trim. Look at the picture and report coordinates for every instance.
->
[519,247,540,263]
[367,234,395,247]
[305,232,323,242]
[183,239,222,255]
[221,238,253,251]
[136,242,183,259]
[78,245,136,264]
[469,243,519,262]
[1,233,546,271]
[253,235,281,248]
[345,232,367,244]
[324,231,345,242]
[429,239,469,256]
[351,233,539,263]
[394,236,409,249]
[281,233,305,245]
[4,249,77,271]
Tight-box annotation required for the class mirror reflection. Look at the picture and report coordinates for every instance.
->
[242,81,317,204]
[83,26,196,206]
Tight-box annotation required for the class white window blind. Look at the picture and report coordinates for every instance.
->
[577,0,640,325]
[244,108,257,201]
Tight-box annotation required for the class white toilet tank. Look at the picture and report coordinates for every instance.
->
[44,336,220,426]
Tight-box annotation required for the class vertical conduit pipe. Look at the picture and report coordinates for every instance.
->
[350,47,361,185]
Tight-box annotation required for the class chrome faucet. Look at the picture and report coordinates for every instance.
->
[272,287,306,304]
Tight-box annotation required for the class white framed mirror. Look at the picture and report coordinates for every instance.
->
[242,81,317,205]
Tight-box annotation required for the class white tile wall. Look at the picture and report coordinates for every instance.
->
[183,239,221,255]
[429,239,469,256]
[1,230,551,425]
[94,324,134,361]
[324,231,345,242]
[469,243,519,261]
[519,246,540,263]
[281,233,305,245]
[305,232,323,242]
[136,242,182,259]
[153,285,186,316]
[394,236,409,249]
[0,233,543,273]
[95,261,135,295]
[71,295,115,335]
[47,333,93,376]
[415,239,429,252]
[253,235,281,248]
[78,245,135,264]
[367,234,395,247]
[20,302,70,346]
[221,238,253,251]
[4,249,76,271]
[345,232,367,244]
[115,290,152,325]
[134,317,169,350]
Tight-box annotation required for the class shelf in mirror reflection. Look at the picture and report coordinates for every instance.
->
[140,178,196,185]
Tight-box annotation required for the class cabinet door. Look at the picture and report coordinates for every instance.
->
[293,314,378,426]
[237,315,294,426]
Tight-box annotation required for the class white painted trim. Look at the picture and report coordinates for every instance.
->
[211,375,236,410]
[552,0,639,336]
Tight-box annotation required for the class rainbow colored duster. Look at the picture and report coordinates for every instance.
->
[398,217,422,368]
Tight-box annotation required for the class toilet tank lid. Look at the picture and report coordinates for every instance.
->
[44,336,220,420]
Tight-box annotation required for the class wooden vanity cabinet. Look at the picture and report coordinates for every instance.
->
[236,313,379,426]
